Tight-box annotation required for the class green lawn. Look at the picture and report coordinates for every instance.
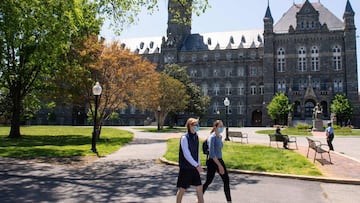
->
[164,138,322,176]
[0,126,133,158]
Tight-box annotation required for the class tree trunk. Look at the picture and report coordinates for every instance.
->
[8,90,22,138]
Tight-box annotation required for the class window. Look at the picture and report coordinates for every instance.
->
[277,48,286,72]
[298,79,307,90]
[312,78,320,90]
[191,54,197,62]
[225,83,232,95]
[226,52,232,60]
[213,69,219,77]
[311,46,319,71]
[213,102,219,114]
[201,83,208,96]
[334,79,343,93]
[238,82,245,95]
[237,102,245,115]
[277,80,286,93]
[215,53,220,61]
[202,54,208,61]
[237,67,245,76]
[227,69,233,77]
[190,69,197,77]
[250,85,257,95]
[298,47,307,72]
[130,106,136,114]
[333,45,342,70]
[213,83,220,96]
[250,67,257,76]
[259,84,264,95]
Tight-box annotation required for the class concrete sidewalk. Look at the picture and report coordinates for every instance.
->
[109,126,360,182]
[1,126,360,203]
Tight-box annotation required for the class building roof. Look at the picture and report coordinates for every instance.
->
[117,2,344,54]
[118,29,263,54]
[274,2,344,33]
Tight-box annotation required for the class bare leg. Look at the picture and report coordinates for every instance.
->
[195,185,204,203]
[176,187,185,203]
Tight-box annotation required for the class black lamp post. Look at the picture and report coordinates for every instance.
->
[157,105,161,131]
[91,82,102,153]
[224,97,230,141]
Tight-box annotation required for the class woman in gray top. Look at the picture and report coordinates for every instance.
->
[202,120,232,203]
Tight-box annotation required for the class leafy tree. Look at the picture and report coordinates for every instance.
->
[330,94,353,126]
[0,0,101,138]
[155,73,189,129]
[163,64,210,123]
[267,93,292,125]
[92,41,160,134]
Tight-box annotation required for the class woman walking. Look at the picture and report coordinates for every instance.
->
[203,120,232,203]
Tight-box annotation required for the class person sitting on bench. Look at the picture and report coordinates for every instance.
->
[275,127,289,149]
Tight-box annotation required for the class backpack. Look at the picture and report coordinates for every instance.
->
[202,138,209,155]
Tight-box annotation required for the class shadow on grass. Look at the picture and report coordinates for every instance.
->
[0,135,133,158]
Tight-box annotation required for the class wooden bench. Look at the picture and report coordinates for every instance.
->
[268,134,298,149]
[306,137,332,164]
[228,131,248,143]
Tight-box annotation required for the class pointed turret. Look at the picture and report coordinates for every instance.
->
[343,0,355,30]
[263,3,273,34]
[345,0,355,15]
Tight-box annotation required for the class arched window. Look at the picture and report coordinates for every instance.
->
[259,83,264,95]
[298,47,307,72]
[311,46,320,71]
[250,83,257,95]
[277,48,286,72]
[332,45,342,70]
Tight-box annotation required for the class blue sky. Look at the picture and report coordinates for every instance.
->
[100,0,360,87]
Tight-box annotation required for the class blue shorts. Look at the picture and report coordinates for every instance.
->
[176,168,202,189]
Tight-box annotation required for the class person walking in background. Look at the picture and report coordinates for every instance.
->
[325,122,335,151]
[176,118,204,203]
[275,126,289,149]
[203,120,232,203]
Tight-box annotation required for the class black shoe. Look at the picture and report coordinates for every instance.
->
[284,146,289,149]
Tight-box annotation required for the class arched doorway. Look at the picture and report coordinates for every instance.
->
[252,110,262,126]
[304,100,315,119]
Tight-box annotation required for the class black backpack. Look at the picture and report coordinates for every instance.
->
[202,138,209,155]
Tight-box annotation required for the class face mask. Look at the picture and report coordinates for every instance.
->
[217,127,224,133]
[194,125,200,132]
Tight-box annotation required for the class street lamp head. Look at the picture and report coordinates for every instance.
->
[157,105,161,112]
[224,97,230,107]
[92,82,102,96]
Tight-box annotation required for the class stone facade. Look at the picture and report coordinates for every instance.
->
[122,0,358,127]
[33,0,359,127]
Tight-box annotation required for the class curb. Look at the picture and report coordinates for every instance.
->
[158,157,360,185]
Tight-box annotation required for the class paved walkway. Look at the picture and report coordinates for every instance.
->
[1,126,360,203]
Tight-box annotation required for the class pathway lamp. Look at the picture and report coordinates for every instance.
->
[91,82,102,153]
[224,97,230,141]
